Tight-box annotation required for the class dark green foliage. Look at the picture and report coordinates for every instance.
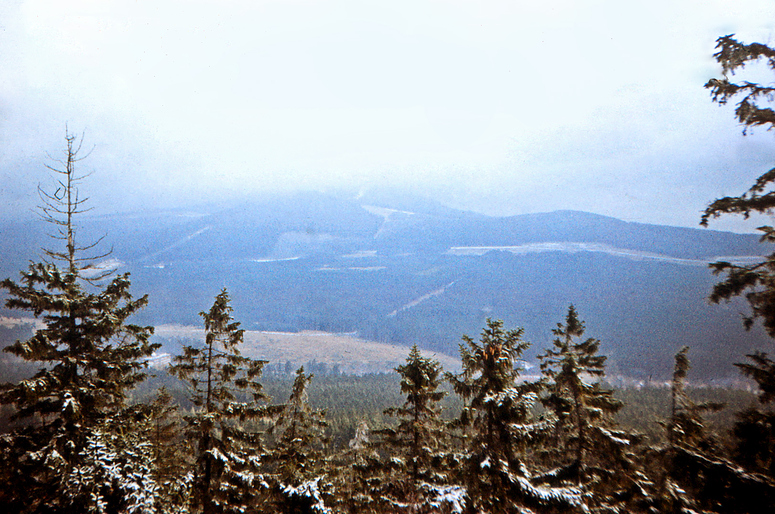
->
[736,351,775,404]
[702,35,775,337]
[147,387,185,481]
[733,352,775,478]
[733,407,775,478]
[450,319,581,513]
[646,347,775,514]
[169,289,273,514]
[666,347,725,451]
[0,133,157,513]
[329,420,382,514]
[146,387,191,512]
[369,345,454,512]
[264,367,330,513]
[704,35,775,135]
[538,306,645,512]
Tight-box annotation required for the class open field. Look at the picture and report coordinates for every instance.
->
[1,317,461,374]
[152,324,462,375]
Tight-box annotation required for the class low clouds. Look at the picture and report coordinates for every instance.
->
[2,0,775,231]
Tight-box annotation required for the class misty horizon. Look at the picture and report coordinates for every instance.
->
[2,1,775,234]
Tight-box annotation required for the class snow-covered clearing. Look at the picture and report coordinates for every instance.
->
[447,242,763,266]
[317,266,386,272]
[250,256,301,263]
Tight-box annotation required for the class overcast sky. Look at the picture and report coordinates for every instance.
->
[2,0,775,231]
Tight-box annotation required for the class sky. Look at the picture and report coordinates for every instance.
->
[2,0,775,231]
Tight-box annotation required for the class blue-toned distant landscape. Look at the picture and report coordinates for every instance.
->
[1,190,768,379]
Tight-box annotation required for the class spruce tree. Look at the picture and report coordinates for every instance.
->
[264,367,331,513]
[371,345,453,513]
[449,319,582,514]
[328,420,382,514]
[650,347,775,514]
[538,306,646,512]
[0,131,157,513]
[145,387,191,513]
[169,289,273,514]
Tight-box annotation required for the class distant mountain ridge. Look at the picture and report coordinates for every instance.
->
[0,191,771,379]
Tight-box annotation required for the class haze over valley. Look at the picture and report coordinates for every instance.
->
[2,190,769,380]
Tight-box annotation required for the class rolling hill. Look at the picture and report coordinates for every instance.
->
[1,190,772,379]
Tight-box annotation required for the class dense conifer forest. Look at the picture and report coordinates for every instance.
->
[4,35,775,513]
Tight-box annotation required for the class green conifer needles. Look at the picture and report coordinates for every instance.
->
[451,319,582,514]
[169,289,272,514]
[0,132,157,513]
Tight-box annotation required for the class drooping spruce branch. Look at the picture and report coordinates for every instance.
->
[700,35,775,341]
[705,35,775,134]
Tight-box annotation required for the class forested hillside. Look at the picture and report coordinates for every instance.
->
[1,191,770,379]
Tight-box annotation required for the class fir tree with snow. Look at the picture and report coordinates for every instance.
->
[264,366,331,513]
[449,319,582,514]
[169,289,275,514]
[537,305,644,512]
[372,344,454,513]
[0,132,157,513]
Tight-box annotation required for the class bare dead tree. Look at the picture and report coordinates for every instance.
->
[38,128,112,280]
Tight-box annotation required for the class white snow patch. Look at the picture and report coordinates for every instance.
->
[515,475,583,506]
[447,242,763,267]
[342,250,378,258]
[250,256,301,263]
[281,477,331,513]
[362,205,415,218]
[597,427,631,446]
[207,447,228,463]
[427,484,466,514]
[362,204,416,239]
[317,266,385,272]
